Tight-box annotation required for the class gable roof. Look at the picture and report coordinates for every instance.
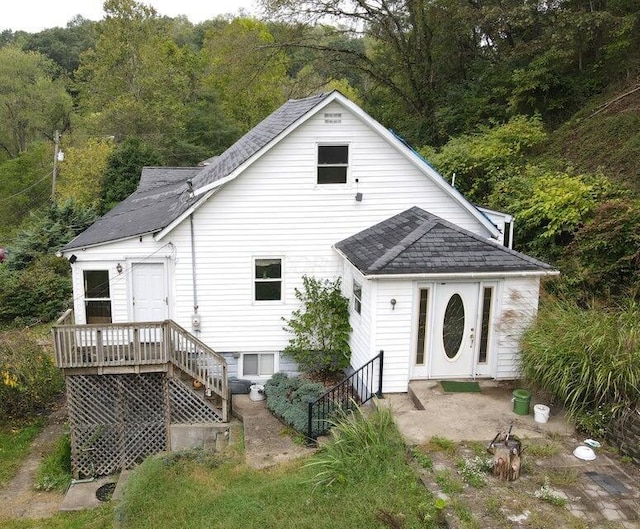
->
[62,91,501,251]
[62,167,200,251]
[191,92,331,192]
[335,207,557,276]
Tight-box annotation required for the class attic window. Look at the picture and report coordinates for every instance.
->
[324,112,342,124]
[317,145,348,184]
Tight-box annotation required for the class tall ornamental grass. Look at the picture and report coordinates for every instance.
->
[521,299,640,431]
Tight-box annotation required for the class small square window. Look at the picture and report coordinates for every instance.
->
[254,258,282,301]
[318,145,348,184]
[353,280,362,315]
[242,353,275,377]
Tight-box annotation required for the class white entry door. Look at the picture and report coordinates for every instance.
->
[429,283,478,378]
[132,263,167,322]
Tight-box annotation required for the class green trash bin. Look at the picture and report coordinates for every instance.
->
[512,389,531,415]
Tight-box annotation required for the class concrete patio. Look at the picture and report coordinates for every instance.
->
[383,379,572,444]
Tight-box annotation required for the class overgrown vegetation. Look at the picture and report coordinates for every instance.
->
[115,408,441,528]
[35,432,72,492]
[282,276,352,379]
[520,299,640,435]
[0,329,64,418]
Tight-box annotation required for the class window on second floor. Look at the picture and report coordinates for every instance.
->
[317,145,348,184]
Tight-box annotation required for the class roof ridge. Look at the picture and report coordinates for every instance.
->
[369,217,438,272]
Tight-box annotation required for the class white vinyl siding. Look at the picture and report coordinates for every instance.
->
[66,99,515,387]
[494,276,541,379]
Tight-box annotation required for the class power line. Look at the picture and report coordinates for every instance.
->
[0,171,53,204]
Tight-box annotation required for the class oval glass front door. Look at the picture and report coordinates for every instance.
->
[443,293,465,359]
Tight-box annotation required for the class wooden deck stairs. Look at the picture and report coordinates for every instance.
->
[52,311,229,477]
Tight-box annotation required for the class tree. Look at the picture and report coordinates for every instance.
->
[200,18,290,131]
[0,143,52,239]
[23,16,98,76]
[283,276,352,378]
[76,0,194,159]
[100,137,163,213]
[0,46,72,158]
[7,200,97,271]
[56,138,114,207]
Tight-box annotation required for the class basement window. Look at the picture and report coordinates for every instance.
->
[241,353,275,377]
[83,270,112,323]
[317,145,348,184]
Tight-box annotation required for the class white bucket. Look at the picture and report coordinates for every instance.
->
[534,404,550,423]
[249,384,265,402]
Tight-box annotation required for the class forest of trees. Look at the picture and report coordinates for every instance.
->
[0,0,639,325]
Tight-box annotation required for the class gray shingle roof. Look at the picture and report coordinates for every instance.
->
[62,167,201,251]
[62,93,332,251]
[191,92,330,191]
[335,207,556,275]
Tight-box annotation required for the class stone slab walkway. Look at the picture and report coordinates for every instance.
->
[231,394,312,469]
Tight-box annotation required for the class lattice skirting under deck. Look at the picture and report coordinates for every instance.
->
[67,373,168,478]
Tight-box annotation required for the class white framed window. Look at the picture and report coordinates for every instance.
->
[83,270,112,323]
[353,280,362,315]
[240,353,276,378]
[317,144,348,184]
[254,258,282,301]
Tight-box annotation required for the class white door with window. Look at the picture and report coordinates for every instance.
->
[131,263,167,322]
[412,282,496,379]
[430,283,477,378]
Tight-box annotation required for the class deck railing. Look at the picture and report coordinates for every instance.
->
[52,318,229,422]
[307,350,384,443]
[166,320,228,421]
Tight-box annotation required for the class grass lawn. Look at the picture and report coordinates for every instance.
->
[0,418,44,485]
[115,409,442,529]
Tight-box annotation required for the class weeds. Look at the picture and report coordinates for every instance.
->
[35,432,72,491]
[427,436,457,456]
[434,469,464,494]
[411,447,433,470]
[534,477,567,506]
[455,456,492,488]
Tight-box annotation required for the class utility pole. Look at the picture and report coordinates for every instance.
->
[52,130,60,203]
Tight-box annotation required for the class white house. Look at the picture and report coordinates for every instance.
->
[60,90,557,394]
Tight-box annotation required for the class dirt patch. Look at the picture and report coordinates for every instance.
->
[0,398,67,520]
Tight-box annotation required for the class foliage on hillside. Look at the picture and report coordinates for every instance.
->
[544,85,640,191]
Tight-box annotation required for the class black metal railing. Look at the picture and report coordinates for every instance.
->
[307,350,384,443]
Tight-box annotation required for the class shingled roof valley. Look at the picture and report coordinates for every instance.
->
[335,207,556,276]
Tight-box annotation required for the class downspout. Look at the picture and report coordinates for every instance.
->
[190,213,200,334]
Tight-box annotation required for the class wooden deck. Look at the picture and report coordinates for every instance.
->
[52,317,229,419]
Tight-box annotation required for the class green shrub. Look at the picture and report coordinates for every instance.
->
[282,276,352,378]
[0,255,72,325]
[0,329,64,418]
[264,373,326,434]
[521,298,640,434]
